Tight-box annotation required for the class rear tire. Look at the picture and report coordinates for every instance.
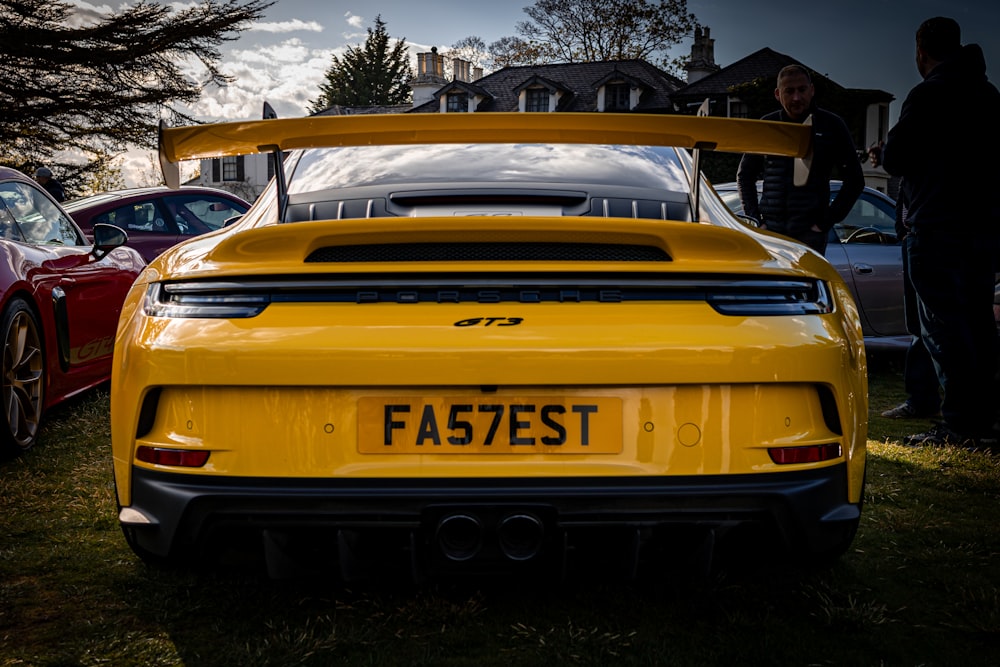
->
[1,298,44,456]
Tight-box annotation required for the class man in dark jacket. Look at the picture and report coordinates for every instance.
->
[34,167,66,202]
[883,16,1000,448]
[736,64,864,255]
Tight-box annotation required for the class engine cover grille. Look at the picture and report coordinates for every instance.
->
[305,242,671,263]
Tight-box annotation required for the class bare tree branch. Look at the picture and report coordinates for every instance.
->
[491,0,696,69]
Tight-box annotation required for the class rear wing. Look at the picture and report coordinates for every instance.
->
[159,107,812,222]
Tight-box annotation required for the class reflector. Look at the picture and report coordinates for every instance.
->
[767,444,841,465]
[136,446,210,467]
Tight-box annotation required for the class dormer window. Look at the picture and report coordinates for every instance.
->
[525,88,549,112]
[605,83,631,111]
[514,75,566,112]
[435,81,491,114]
[446,92,469,112]
[593,71,646,112]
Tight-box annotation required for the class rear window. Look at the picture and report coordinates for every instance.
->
[288,144,690,194]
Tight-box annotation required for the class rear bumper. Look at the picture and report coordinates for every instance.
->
[122,463,861,579]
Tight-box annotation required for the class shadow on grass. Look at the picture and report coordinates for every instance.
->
[2,369,998,667]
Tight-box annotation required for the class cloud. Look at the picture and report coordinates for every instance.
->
[234,38,317,64]
[249,19,323,33]
[62,0,116,26]
[344,12,364,29]
[181,39,340,122]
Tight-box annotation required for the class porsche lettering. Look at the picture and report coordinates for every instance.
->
[354,290,624,303]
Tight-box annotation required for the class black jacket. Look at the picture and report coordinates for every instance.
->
[882,44,1000,234]
[736,106,864,238]
[42,179,66,203]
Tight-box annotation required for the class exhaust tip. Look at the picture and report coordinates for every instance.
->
[497,513,544,561]
[436,514,484,561]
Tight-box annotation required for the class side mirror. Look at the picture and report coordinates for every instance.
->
[92,222,128,259]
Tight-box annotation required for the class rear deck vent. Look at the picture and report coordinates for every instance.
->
[305,242,670,263]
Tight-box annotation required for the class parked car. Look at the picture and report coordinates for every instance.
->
[714,182,907,353]
[0,167,145,456]
[63,186,250,263]
[111,113,868,582]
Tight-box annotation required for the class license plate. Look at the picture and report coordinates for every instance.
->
[358,396,622,453]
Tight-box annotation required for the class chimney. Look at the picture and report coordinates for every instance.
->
[411,47,447,108]
[472,67,483,81]
[685,26,720,84]
[453,58,471,82]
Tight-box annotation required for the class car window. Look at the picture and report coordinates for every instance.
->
[0,181,82,245]
[0,191,26,241]
[164,195,248,235]
[716,189,743,214]
[289,144,691,193]
[834,193,897,243]
[100,203,176,235]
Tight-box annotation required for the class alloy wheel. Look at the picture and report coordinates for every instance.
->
[3,303,43,452]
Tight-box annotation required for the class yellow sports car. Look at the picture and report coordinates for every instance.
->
[111,111,867,581]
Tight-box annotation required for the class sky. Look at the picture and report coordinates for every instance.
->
[66,0,1000,185]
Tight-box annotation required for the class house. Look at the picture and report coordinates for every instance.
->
[193,28,893,198]
[408,46,683,113]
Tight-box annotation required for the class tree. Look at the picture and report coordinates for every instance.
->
[308,16,411,113]
[488,35,549,70]
[81,154,125,195]
[442,36,491,77]
[0,0,270,194]
[491,0,696,73]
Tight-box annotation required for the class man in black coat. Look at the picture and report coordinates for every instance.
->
[883,16,1000,448]
[736,64,864,255]
[34,167,66,202]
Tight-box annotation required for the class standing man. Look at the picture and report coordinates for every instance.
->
[881,179,942,420]
[736,64,864,255]
[882,17,1000,448]
[34,167,66,202]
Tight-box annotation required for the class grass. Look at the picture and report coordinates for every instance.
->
[1,357,998,666]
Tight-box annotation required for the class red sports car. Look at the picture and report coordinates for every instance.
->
[63,186,251,263]
[0,166,145,456]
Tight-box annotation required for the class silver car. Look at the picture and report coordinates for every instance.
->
[715,181,907,353]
